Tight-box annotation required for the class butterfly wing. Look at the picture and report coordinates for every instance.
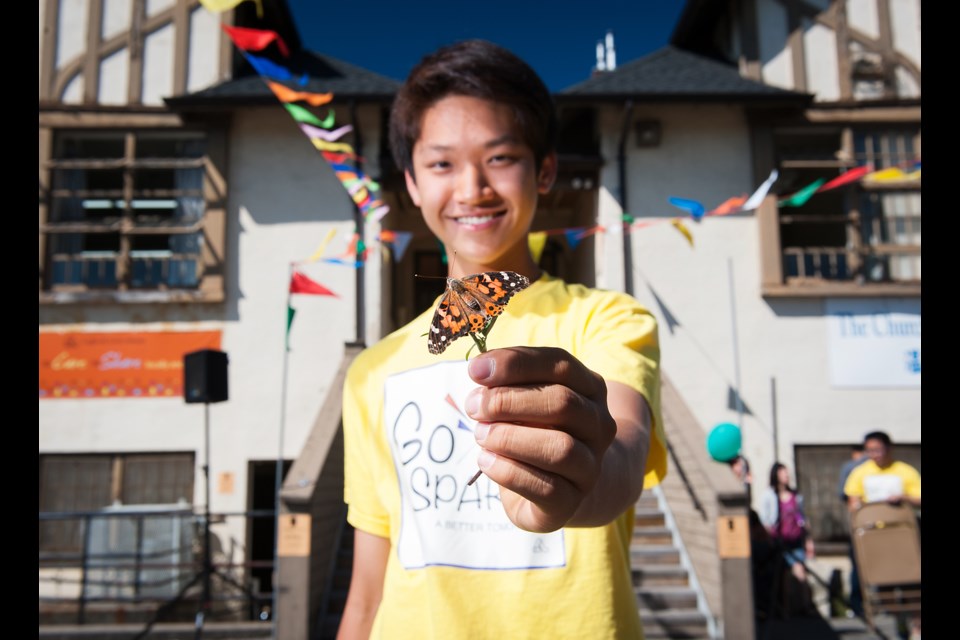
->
[428,287,475,355]
[459,271,532,317]
[427,271,532,355]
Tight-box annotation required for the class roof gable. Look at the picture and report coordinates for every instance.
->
[166,49,401,108]
[560,45,809,103]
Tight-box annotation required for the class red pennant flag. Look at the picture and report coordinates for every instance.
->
[290,271,338,297]
[817,165,873,193]
[221,24,290,57]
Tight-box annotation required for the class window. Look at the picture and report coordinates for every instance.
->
[40,129,225,303]
[39,453,195,554]
[760,125,920,296]
[854,130,921,282]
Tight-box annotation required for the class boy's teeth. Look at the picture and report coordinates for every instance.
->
[459,214,494,224]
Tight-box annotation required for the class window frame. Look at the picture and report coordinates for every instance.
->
[39,452,196,555]
[759,121,921,298]
[39,112,227,304]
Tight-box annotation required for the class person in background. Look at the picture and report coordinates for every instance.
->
[844,432,920,510]
[838,444,866,503]
[759,462,816,617]
[838,443,867,617]
[728,454,753,503]
[844,431,921,638]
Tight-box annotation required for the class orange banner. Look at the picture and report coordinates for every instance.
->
[39,331,222,399]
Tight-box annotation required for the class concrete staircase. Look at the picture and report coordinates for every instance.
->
[633,490,713,639]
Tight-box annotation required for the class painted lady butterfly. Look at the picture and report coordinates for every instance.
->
[428,271,532,355]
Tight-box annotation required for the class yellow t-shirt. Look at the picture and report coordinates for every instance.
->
[343,274,665,639]
[844,459,921,504]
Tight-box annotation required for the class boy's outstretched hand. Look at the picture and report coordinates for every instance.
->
[465,346,651,533]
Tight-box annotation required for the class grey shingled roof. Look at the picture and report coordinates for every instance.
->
[560,45,810,103]
[165,50,401,109]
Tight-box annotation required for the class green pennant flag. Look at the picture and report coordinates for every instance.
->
[779,178,826,207]
[285,103,326,127]
[286,305,296,350]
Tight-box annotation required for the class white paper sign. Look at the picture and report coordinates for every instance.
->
[383,361,566,571]
[826,299,921,388]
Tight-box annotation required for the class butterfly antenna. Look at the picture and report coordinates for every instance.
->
[414,250,456,280]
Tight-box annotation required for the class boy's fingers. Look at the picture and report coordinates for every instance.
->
[476,422,598,490]
[467,347,607,402]
[477,454,581,533]
[467,384,606,444]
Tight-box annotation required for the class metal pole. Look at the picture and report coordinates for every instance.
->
[617,100,635,296]
[273,264,293,638]
[771,377,779,461]
[196,401,211,639]
[727,259,744,431]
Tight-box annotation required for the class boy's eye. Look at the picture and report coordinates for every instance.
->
[488,154,516,166]
[427,160,452,170]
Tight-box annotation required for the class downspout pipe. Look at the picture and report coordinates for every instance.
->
[617,100,635,296]
[349,100,366,347]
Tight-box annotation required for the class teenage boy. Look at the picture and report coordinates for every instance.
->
[337,39,666,639]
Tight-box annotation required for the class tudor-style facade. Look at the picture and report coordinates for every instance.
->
[672,0,920,298]
[40,0,920,637]
[39,0,398,630]
[562,0,919,552]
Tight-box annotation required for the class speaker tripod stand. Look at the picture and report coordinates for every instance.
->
[135,350,257,638]
[134,401,257,639]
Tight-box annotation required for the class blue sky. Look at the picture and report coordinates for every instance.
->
[285,0,688,92]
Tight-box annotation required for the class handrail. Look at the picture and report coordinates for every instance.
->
[316,504,350,635]
[39,507,275,626]
[665,439,709,521]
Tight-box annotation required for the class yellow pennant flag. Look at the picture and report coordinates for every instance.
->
[311,139,355,154]
[305,228,338,263]
[199,0,262,17]
[528,231,548,264]
[864,167,907,182]
[670,219,694,247]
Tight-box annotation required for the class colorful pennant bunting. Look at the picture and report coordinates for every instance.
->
[267,81,333,106]
[221,24,289,56]
[290,271,338,296]
[668,197,705,221]
[779,178,826,207]
[200,0,262,16]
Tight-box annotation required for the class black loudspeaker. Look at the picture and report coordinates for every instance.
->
[183,349,229,404]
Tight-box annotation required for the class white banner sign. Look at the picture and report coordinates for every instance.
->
[826,299,921,388]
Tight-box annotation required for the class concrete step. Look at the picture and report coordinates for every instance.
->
[637,586,699,611]
[636,494,659,509]
[634,507,666,528]
[39,622,272,639]
[630,545,681,566]
[632,565,691,588]
[639,609,710,639]
[632,525,673,545]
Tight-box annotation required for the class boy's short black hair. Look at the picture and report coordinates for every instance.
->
[389,39,558,177]
[864,431,893,447]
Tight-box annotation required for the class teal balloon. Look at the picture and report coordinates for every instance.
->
[706,422,742,462]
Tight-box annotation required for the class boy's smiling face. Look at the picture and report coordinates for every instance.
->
[405,95,556,278]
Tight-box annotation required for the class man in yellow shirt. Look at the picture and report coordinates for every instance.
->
[843,431,920,633]
[844,431,921,510]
